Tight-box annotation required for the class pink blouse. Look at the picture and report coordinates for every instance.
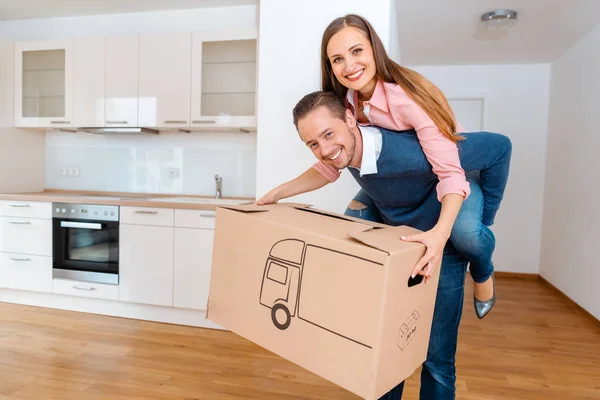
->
[312,79,471,201]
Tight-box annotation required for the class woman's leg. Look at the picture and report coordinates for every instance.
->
[449,173,496,309]
[344,188,383,223]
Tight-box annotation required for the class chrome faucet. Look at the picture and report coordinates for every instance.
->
[215,174,222,199]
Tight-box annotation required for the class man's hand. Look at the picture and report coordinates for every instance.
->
[401,228,450,284]
[255,189,279,205]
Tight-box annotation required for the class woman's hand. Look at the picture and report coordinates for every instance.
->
[401,228,450,283]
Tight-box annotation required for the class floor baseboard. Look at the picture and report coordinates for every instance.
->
[494,271,541,281]
[537,276,600,329]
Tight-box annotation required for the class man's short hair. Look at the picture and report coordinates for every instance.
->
[292,91,347,129]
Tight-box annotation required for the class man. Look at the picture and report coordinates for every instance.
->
[273,90,512,399]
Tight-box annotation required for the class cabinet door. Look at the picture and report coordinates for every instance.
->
[0,217,52,256]
[105,35,139,127]
[119,224,174,307]
[174,227,214,310]
[74,37,106,127]
[190,29,257,129]
[14,39,74,128]
[139,33,191,129]
[0,253,52,293]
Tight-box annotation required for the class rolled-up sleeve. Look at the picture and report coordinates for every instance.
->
[389,88,471,202]
[312,161,341,183]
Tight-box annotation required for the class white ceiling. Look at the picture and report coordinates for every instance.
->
[0,0,256,21]
[396,0,600,65]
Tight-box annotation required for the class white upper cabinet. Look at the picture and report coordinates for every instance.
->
[105,35,139,127]
[73,37,106,127]
[14,39,74,128]
[191,29,258,130]
[139,33,192,129]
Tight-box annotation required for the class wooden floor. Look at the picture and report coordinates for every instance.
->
[0,276,599,400]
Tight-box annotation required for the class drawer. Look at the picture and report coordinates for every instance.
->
[174,209,216,229]
[0,217,52,256]
[0,253,52,292]
[120,206,174,226]
[52,278,119,301]
[0,201,52,219]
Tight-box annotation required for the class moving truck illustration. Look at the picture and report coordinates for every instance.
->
[259,239,421,350]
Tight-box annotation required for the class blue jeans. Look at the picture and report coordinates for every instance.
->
[450,172,495,284]
[347,175,495,285]
[345,191,469,400]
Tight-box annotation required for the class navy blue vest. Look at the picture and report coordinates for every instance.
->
[347,128,442,231]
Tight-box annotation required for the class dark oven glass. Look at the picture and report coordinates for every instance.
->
[53,218,119,274]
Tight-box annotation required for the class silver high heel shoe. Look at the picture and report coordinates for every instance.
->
[474,273,496,319]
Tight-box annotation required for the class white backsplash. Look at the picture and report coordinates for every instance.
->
[46,130,257,198]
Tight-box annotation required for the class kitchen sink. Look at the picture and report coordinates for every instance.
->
[146,197,251,205]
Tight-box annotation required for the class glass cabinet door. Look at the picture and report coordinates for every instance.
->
[14,40,73,128]
[191,30,257,130]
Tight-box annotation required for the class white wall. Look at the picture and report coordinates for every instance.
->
[0,5,258,197]
[0,38,45,193]
[540,25,600,319]
[396,64,551,275]
[255,0,392,214]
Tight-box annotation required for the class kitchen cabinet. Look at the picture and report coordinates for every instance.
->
[119,207,174,307]
[0,201,52,293]
[191,29,258,130]
[105,35,139,127]
[173,209,215,310]
[14,39,74,128]
[138,33,192,129]
[73,37,106,127]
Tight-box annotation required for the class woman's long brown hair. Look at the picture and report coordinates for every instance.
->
[321,14,463,142]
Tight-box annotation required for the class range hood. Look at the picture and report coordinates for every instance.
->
[77,127,159,135]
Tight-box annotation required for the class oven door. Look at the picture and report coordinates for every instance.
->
[53,218,119,284]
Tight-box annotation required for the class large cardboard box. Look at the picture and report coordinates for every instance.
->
[207,203,441,400]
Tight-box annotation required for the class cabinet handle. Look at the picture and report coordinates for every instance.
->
[106,121,128,124]
[10,257,31,262]
[51,121,71,124]
[73,285,95,291]
[199,213,216,218]
[8,204,31,208]
[192,120,216,124]
[164,120,187,124]
[134,210,158,215]
[9,221,31,225]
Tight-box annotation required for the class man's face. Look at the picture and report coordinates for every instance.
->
[297,106,357,170]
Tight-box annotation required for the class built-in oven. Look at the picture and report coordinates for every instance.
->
[52,202,119,285]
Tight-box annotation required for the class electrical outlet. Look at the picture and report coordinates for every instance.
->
[60,167,80,177]
[168,167,179,179]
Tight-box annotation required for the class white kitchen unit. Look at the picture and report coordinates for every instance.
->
[13,40,74,128]
[191,28,258,131]
[119,207,175,307]
[173,209,215,310]
[105,35,139,128]
[0,200,53,293]
[138,33,192,129]
[73,37,106,127]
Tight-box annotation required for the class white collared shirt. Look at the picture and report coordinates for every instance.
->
[349,125,382,176]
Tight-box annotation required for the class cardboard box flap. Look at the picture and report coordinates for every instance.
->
[218,202,312,213]
[291,206,376,227]
[347,226,425,254]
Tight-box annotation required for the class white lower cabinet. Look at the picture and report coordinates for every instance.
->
[0,253,52,292]
[119,222,174,307]
[174,227,214,310]
[53,278,119,300]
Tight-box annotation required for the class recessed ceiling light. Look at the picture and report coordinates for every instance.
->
[480,9,518,30]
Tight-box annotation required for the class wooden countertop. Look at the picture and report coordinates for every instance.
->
[0,189,255,211]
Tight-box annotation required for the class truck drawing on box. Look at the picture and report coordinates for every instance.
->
[259,238,423,350]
